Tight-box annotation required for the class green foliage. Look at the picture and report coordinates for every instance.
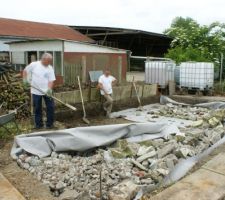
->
[165,47,211,64]
[0,120,32,140]
[165,17,225,65]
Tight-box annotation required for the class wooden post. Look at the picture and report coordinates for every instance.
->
[118,56,122,83]
[82,56,87,83]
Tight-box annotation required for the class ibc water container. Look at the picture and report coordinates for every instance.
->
[145,61,175,88]
[179,62,214,90]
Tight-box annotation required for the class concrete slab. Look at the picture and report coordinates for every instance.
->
[0,172,25,200]
[150,169,225,200]
[202,152,225,175]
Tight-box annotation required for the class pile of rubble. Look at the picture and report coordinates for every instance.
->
[16,104,225,200]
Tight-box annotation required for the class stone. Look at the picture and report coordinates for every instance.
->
[110,149,126,159]
[137,150,156,162]
[127,142,140,156]
[44,160,53,168]
[175,147,193,158]
[141,161,149,168]
[141,178,153,185]
[56,181,66,190]
[157,142,176,158]
[208,131,221,144]
[108,180,139,200]
[156,168,169,176]
[60,189,79,200]
[131,159,148,171]
[208,117,220,127]
[137,146,155,156]
[23,163,30,170]
[110,140,136,158]
[148,171,163,183]
[192,120,203,127]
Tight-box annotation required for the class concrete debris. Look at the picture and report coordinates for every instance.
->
[60,189,79,200]
[108,180,139,200]
[175,147,194,158]
[131,159,148,172]
[137,150,156,162]
[15,103,225,199]
[137,146,154,156]
[208,117,220,127]
[192,120,203,127]
[157,141,177,158]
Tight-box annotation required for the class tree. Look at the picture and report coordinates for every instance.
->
[164,17,225,67]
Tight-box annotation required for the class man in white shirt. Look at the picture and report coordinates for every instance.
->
[23,53,56,129]
[98,69,117,117]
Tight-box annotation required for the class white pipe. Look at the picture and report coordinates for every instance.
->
[130,56,172,61]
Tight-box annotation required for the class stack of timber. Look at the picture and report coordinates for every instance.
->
[0,64,30,118]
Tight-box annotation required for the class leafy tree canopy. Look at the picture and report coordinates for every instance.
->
[164,17,225,65]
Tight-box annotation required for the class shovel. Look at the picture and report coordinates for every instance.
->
[31,85,77,111]
[77,76,90,124]
[132,76,143,111]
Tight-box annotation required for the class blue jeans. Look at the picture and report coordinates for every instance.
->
[32,94,54,128]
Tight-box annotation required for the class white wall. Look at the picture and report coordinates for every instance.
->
[9,40,63,52]
[12,52,25,64]
[0,38,28,51]
[64,41,127,54]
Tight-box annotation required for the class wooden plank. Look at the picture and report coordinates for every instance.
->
[0,172,25,200]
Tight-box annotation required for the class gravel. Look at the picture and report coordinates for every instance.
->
[15,104,225,200]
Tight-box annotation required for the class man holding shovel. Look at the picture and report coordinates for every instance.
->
[98,69,117,117]
[23,53,56,129]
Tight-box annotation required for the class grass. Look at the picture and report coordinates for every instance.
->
[214,81,225,95]
[0,119,32,140]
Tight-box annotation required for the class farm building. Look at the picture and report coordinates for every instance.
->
[0,17,93,62]
[72,26,172,71]
[8,39,128,85]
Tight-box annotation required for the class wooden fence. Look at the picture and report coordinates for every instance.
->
[64,64,82,85]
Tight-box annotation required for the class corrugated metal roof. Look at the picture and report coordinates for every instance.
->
[0,18,94,43]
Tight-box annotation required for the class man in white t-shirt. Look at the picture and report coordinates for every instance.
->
[23,53,56,129]
[98,69,117,117]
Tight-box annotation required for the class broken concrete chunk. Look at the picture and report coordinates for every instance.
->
[137,150,156,163]
[192,120,203,127]
[208,131,222,144]
[175,147,193,158]
[127,142,140,156]
[157,141,176,158]
[60,189,79,200]
[208,117,220,127]
[156,168,169,176]
[137,146,155,156]
[108,180,139,200]
[131,159,148,171]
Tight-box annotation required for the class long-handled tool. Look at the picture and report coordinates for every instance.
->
[31,85,77,111]
[77,76,90,124]
[132,76,143,111]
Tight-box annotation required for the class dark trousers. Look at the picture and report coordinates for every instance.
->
[32,94,54,128]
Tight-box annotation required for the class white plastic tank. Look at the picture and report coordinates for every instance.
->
[145,61,175,88]
[179,62,214,90]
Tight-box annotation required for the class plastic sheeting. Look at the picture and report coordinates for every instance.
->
[11,123,180,159]
[161,95,225,109]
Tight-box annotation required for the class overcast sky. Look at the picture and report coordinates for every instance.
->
[1,0,224,33]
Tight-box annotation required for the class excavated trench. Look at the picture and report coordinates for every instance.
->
[3,95,225,200]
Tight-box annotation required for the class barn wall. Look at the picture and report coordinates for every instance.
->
[63,52,127,84]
